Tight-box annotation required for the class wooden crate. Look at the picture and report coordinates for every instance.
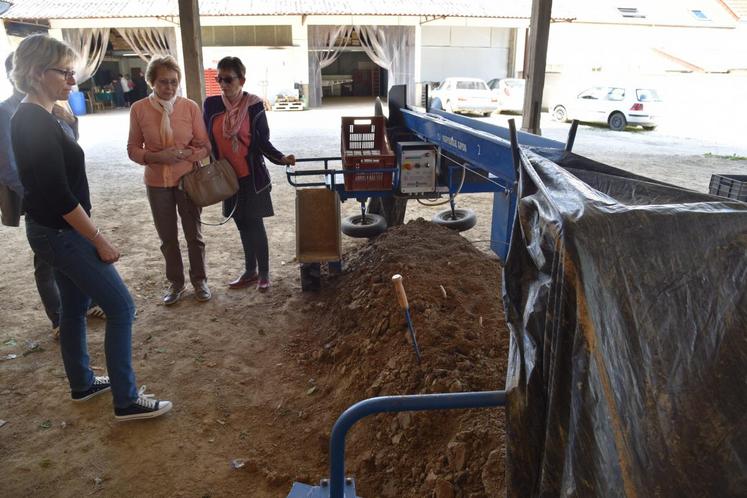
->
[272,101,304,111]
[295,188,341,263]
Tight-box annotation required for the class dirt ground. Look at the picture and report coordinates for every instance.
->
[1,100,744,497]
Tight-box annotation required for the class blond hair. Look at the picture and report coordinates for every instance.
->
[11,34,78,94]
[145,55,181,86]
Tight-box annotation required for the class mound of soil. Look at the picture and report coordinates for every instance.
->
[290,219,509,497]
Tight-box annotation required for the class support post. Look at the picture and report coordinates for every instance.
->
[177,0,205,106]
[521,0,552,135]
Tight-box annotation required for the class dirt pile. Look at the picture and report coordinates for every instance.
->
[291,219,509,497]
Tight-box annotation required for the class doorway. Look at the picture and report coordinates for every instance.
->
[321,50,388,99]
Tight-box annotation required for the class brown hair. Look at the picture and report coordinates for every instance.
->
[145,55,181,86]
[217,56,246,79]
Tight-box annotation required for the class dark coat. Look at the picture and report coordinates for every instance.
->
[203,95,285,218]
[1,93,79,227]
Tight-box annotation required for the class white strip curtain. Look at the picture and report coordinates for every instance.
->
[116,27,178,62]
[62,28,110,87]
[308,25,353,107]
[356,26,416,105]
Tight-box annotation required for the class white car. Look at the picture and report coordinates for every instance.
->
[487,78,525,113]
[551,86,661,131]
[431,77,499,116]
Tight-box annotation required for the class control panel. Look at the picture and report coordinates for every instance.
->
[396,142,438,194]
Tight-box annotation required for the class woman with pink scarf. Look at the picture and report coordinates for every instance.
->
[203,57,295,292]
[128,56,212,306]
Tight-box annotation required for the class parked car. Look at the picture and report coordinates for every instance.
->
[430,77,499,116]
[487,78,525,113]
[551,85,661,131]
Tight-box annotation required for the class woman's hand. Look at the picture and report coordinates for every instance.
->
[182,145,204,163]
[146,147,186,164]
[93,234,120,264]
[280,154,296,166]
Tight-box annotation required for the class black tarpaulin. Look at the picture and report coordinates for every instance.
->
[502,148,747,498]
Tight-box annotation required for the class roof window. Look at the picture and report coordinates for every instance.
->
[690,9,710,20]
[617,7,646,18]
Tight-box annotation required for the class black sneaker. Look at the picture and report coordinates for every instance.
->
[114,386,172,421]
[71,376,111,402]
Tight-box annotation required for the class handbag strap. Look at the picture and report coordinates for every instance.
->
[198,199,237,227]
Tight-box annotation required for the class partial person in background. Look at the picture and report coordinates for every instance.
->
[127,55,212,305]
[120,73,132,107]
[132,72,148,102]
[203,56,295,292]
[0,52,104,339]
[11,34,171,420]
[112,74,126,108]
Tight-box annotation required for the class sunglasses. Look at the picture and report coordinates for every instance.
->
[47,68,76,80]
[215,75,240,84]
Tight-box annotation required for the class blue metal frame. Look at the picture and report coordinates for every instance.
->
[287,157,397,202]
[397,109,560,260]
[285,101,565,262]
[288,391,507,498]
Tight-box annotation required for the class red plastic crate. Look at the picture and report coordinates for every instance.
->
[205,69,221,97]
[341,116,395,191]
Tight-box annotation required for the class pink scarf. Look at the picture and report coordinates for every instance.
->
[221,92,261,152]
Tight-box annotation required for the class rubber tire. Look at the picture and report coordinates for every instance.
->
[341,213,387,238]
[608,112,627,131]
[552,105,568,122]
[432,208,477,232]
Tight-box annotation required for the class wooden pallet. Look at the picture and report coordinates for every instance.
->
[272,101,304,111]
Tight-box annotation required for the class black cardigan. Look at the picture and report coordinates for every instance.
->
[11,103,90,229]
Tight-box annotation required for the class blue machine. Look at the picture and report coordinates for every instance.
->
[286,86,564,261]
[286,86,568,498]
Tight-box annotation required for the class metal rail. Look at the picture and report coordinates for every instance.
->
[328,391,507,498]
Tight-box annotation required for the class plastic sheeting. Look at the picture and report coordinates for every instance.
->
[308,25,352,108]
[356,26,416,106]
[62,28,110,87]
[503,148,747,498]
[307,25,415,108]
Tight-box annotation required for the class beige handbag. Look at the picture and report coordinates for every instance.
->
[180,158,239,208]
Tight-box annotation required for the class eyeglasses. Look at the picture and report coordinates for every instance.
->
[156,78,179,87]
[215,75,239,84]
[47,68,76,80]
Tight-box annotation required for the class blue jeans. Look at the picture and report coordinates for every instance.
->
[32,253,61,328]
[25,218,138,408]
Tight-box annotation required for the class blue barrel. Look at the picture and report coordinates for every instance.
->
[68,90,87,116]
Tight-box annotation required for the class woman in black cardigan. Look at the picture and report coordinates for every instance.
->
[10,35,171,421]
[203,56,295,291]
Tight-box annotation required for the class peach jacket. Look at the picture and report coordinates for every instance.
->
[127,96,211,187]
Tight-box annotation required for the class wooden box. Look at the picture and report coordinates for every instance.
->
[295,188,342,263]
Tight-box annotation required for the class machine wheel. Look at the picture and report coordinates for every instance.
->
[608,112,627,131]
[482,111,493,117]
[642,125,657,131]
[341,213,387,238]
[367,196,408,227]
[432,208,477,232]
[552,105,568,122]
